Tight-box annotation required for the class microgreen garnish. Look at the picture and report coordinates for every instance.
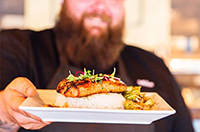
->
[66,68,120,83]
[67,74,75,82]
[110,67,116,77]
[75,71,84,77]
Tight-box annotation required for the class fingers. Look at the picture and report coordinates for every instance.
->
[15,111,52,130]
[6,101,51,130]
[4,77,42,120]
[14,112,50,130]
[4,77,37,112]
[7,77,37,97]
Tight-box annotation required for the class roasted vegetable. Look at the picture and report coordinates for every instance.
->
[123,86,156,110]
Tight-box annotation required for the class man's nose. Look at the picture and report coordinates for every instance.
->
[92,0,110,14]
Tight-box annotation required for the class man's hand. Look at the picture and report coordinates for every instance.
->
[0,77,51,131]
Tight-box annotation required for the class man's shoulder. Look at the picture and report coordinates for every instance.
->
[123,45,161,60]
[1,29,31,40]
[1,28,55,47]
[1,28,56,53]
[1,28,54,38]
[121,45,165,69]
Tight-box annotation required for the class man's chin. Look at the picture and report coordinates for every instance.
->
[88,29,103,37]
[85,28,107,39]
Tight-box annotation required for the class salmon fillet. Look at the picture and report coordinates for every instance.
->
[57,77,127,97]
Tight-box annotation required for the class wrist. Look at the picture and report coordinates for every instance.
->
[0,119,20,132]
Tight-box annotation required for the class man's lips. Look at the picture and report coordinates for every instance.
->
[84,16,108,27]
[83,12,111,24]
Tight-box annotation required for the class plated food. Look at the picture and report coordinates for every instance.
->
[45,68,156,110]
[20,90,175,124]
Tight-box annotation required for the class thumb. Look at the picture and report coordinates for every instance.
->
[7,77,37,97]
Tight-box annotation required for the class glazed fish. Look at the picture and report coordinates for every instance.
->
[57,68,127,97]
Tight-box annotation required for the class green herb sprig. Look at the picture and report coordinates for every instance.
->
[66,68,119,83]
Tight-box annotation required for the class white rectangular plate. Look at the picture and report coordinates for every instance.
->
[19,90,176,124]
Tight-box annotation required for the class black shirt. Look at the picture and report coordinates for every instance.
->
[0,29,194,132]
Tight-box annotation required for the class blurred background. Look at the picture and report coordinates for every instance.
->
[0,0,199,131]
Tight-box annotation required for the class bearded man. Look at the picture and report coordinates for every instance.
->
[54,0,125,72]
[0,0,194,132]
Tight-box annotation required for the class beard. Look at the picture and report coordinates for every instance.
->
[54,4,125,72]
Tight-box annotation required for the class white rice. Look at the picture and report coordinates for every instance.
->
[54,93,125,109]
